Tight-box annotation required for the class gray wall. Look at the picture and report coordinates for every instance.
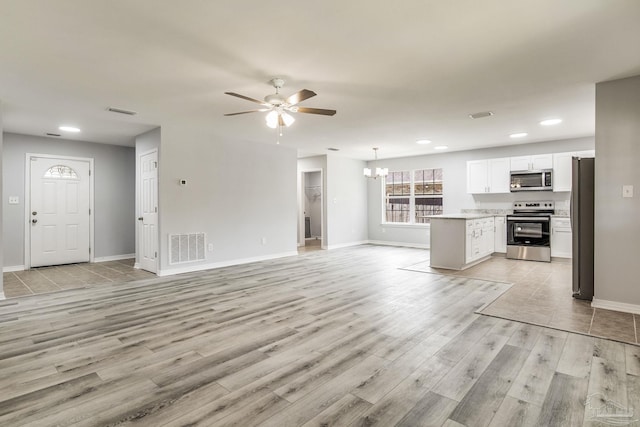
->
[2,133,136,267]
[595,74,640,306]
[326,155,368,248]
[157,124,298,274]
[0,104,3,294]
[367,137,594,247]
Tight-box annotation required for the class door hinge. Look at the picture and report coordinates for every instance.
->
[89,169,91,176]
[155,206,158,213]
[89,247,91,254]
[154,161,158,169]
[154,251,158,258]
[89,208,91,215]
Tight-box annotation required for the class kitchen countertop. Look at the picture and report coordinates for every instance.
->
[427,213,496,220]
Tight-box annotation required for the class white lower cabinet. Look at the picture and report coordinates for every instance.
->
[431,216,495,270]
[551,217,572,258]
[494,216,506,253]
[465,218,495,264]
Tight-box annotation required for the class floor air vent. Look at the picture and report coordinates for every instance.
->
[169,233,206,264]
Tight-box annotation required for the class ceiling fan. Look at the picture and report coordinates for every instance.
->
[224,78,336,129]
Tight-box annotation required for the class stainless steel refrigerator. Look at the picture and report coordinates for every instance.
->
[571,156,594,301]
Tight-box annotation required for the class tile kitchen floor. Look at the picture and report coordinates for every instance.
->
[2,259,155,298]
[403,255,639,345]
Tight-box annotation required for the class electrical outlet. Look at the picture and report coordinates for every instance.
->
[207,243,214,252]
[261,237,267,245]
[623,185,634,198]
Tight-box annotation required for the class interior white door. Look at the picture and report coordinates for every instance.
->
[30,157,90,267]
[139,150,158,273]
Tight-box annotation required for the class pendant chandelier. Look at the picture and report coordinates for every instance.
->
[364,147,388,179]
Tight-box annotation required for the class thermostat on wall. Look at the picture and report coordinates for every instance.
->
[179,179,187,186]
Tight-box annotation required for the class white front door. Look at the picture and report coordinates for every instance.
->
[139,150,158,273]
[30,157,91,267]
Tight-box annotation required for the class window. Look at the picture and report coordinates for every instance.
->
[384,168,443,224]
[43,165,78,179]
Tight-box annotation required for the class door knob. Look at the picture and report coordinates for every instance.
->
[138,217,144,221]
[32,211,37,216]
[32,219,38,224]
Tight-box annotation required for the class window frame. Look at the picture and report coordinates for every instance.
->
[381,168,443,226]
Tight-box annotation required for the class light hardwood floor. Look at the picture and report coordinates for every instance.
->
[1,245,638,426]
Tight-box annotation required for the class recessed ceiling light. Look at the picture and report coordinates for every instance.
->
[434,145,448,150]
[59,126,81,133]
[540,118,562,126]
[416,139,432,145]
[510,132,528,138]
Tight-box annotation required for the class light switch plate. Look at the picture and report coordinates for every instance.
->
[623,185,634,198]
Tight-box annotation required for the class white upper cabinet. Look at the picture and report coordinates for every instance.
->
[510,154,552,171]
[467,160,489,194]
[553,152,573,192]
[467,158,510,194]
[487,158,511,193]
[552,150,595,192]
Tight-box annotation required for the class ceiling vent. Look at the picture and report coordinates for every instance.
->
[107,107,137,116]
[45,133,61,137]
[469,111,494,119]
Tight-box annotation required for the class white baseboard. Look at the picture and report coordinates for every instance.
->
[3,265,25,273]
[367,240,429,249]
[94,254,135,263]
[324,241,369,250]
[157,251,299,277]
[591,298,640,315]
[133,262,141,269]
[0,291,5,300]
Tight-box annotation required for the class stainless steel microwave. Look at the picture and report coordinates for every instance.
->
[510,169,553,191]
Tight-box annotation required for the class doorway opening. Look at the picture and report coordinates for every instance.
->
[299,169,324,251]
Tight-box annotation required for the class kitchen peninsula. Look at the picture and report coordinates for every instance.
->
[429,214,495,270]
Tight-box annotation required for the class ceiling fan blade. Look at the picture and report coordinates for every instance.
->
[224,92,269,106]
[286,89,316,106]
[295,107,337,116]
[224,109,270,116]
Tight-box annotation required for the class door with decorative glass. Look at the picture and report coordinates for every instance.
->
[29,156,91,267]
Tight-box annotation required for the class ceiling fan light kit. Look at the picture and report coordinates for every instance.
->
[224,78,336,137]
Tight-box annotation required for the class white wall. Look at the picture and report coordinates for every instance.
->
[2,133,136,268]
[368,137,594,247]
[157,125,298,275]
[326,155,368,248]
[594,74,640,309]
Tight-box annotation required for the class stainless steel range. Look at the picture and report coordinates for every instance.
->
[506,201,554,262]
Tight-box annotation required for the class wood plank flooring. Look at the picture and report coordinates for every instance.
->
[0,245,638,426]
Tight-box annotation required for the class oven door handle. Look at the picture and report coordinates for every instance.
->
[507,216,550,222]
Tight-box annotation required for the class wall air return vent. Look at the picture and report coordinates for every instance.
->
[107,107,137,116]
[169,233,206,264]
[469,111,494,119]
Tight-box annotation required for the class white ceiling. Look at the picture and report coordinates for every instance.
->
[1,1,639,160]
